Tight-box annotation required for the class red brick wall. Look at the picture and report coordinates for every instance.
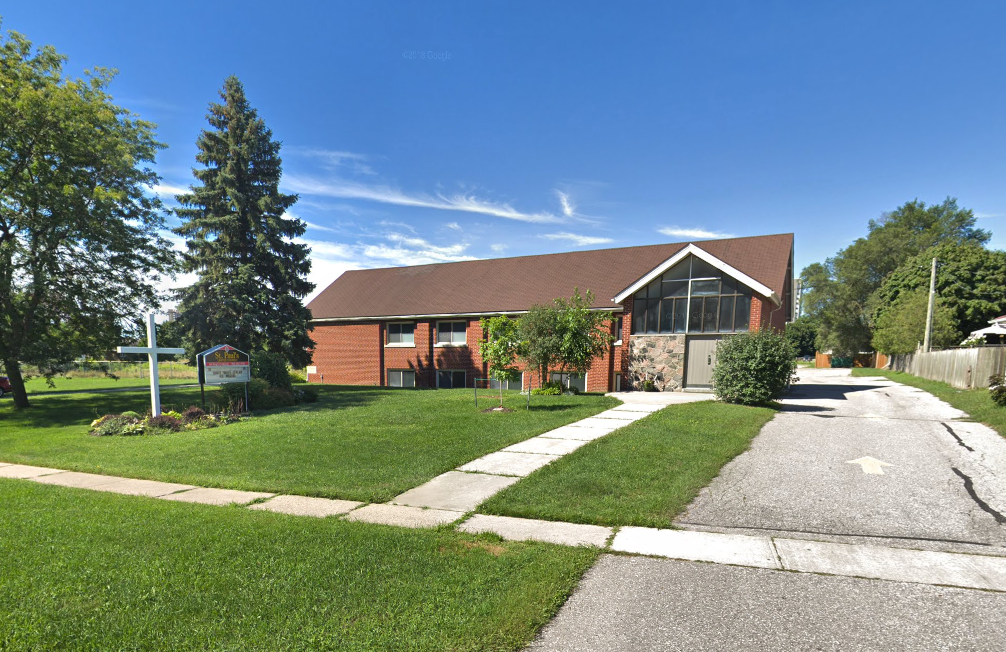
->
[310,322,382,385]
[311,312,624,393]
[749,297,786,333]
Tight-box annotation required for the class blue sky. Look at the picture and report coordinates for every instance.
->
[6,1,1006,302]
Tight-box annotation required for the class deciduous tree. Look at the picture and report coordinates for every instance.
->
[0,26,176,408]
[478,316,522,407]
[174,76,314,367]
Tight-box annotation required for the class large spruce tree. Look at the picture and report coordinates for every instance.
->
[174,76,314,367]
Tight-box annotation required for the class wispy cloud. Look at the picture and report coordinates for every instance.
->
[556,190,575,218]
[292,148,377,176]
[445,222,462,231]
[149,183,189,198]
[975,212,1002,219]
[540,232,614,247]
[284,175,563,224]
[658,227,735,240]
[490,243,508,253]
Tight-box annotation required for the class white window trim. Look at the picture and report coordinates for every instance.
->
[386,321,417,346]
[612,244,778,305]
[551,372,587,392]
[434,342,467,348]
[387,369,416,388]
[436,320,467,346]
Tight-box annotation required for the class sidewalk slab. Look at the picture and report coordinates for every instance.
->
[775,538,1006,592]
[542,425,617,441]
[33,471,134,490]
[392,471,520,511]
[502,437,589,456]
[92,478,196,497]
[460,514,611,547]
[569,417,633,429]
[592,411,646,421]
[345,503,460,528]
[612,527,780,569]
[0,464,65,479]
[159,487,274,506]
[608,404,663,413]
[249,495,363,517]
[32,472,194,499]
[458,451,558,476]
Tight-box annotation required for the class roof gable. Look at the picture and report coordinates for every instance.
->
[612,243,779,305]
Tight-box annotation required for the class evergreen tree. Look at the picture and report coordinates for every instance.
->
[174,76,314,367]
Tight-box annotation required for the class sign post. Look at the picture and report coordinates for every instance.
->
[117,312,186,417]
[197,345,251,411]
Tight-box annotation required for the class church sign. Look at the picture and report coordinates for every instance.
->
[198,345,251,385]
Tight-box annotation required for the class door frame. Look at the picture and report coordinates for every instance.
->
[684,335,722,388]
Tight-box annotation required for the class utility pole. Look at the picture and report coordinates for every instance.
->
[923,257,937,352]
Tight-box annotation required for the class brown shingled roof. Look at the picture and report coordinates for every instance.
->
[307,233,793,320]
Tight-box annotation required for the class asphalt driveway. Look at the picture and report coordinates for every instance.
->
[678,368,1006,553]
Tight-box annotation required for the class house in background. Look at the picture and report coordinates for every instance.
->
[306,233,794,392]
[967,316,1006,345]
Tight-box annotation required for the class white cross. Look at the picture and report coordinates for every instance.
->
[117,312,186,417]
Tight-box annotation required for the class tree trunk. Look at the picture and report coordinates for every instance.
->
[4,359,30,409]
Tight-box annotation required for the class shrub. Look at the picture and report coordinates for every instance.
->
[120,411,142,420]
[181,406,206,423]
[990,375,1006,407]
[712,330,796,406]
[294,385,319,403]
[146,415,182,433]
[214,378,270,412]
[289,370,307,384]
[90,414,136,434]
[531,381,563,396]
[257,387,297,410]
[641,379,657,392]
[251,351,292,390]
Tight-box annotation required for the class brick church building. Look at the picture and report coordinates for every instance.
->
[306,233,794,392]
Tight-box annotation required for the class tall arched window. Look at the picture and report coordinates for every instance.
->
[631,256,751,335]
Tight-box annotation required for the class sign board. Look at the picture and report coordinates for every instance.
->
[198,345,251,385]
[306,366,318,375]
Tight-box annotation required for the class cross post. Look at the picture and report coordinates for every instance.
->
[117,312,186,416]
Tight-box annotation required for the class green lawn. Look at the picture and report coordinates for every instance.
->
[21,375,196,394]
[0,479,597,652]
[480,401,775,528]
[851,368,1006,439]
[0,386,617,502]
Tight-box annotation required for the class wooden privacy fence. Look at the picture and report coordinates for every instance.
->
[888,347,1006,389]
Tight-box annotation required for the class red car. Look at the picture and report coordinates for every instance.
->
[0,376,11,398]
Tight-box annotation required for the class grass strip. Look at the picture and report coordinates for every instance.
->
[480,401,775,528]
[0,386,617,502]
[851,368,1006,439]
[0,479,598,652]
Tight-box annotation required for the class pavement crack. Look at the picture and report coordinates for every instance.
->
[942,423,975,452]
[952,467,1006,525]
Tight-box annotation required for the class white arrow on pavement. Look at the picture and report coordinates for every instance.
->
[846,457,894,475]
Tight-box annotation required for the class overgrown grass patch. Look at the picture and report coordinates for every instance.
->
[0,386,617,502]
[851,368,1006,439]
[480,401,775,528]
[0,479,598,652]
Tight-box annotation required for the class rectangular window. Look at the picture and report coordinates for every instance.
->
[437,370,466,389]
[701,297,719,333]
[688,297,703,332]
[614,373,622,392]
[615,316,624,340]
[632,300,646,334]
[735,295,751,331]
[646,300,659,333]
[436,321,467,345]
[672,298,688,333]
[718,296,735,333]
[387,322,415,345]
[388,370,416,388]
[489,373,524,391]
[551,372,586,393]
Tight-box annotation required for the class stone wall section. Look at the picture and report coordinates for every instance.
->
[628,334,686,391]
